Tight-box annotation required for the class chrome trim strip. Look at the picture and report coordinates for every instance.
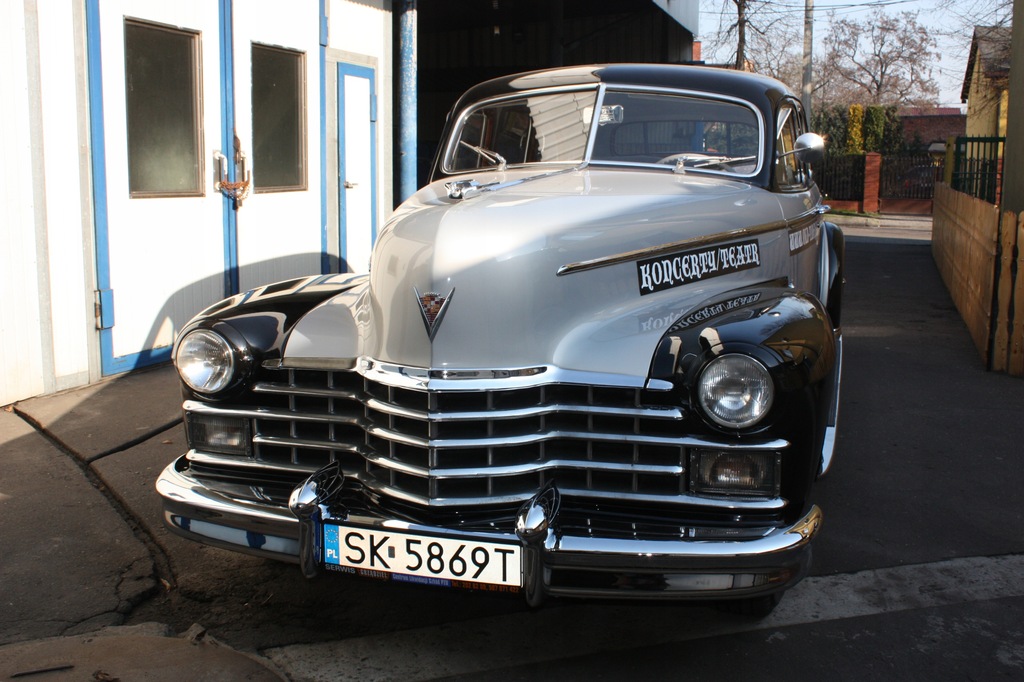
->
[364,426,787,451]
[428,366,547,380]
[553,504,820,558]
[364,397,427,420]
[368,394,684,422]
[184,401,362,426]
[556,221,785,276]
[186,450,330,473]
[365,399,684,423]
[253,382,361,400]
[552,486,786,509]
[272,358,649,392]
[786,207,823,231]
[365,424,429,448]
[273,357,358,370]
[252,435,361,455]
[352,473,785,510]
[363,453,685,480]
[441,404,684,422]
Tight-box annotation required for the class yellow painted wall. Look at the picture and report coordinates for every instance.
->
[965,45,1009,139]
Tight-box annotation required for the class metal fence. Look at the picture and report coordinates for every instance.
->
[951,136,1004,205]
[814,154,865,201]
[880,154,943,200]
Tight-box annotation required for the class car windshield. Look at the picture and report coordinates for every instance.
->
[590,90,762,175]
[445,88,763,177]
[446,90,597,172]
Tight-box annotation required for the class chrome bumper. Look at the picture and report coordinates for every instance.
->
[157,457,821,604]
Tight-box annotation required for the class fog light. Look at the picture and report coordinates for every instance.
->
[185,413,251,456]
[690,449,780,497]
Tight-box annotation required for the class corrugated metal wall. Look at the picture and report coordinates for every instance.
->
[416,0,696,185]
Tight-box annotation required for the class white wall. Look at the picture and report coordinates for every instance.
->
[0,1,95,406]
[38,1,93,389]
[0,0,395,406]
[329,0,394,219]
[0,2,47,405]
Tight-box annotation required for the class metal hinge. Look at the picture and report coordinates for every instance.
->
[95,289,114,330]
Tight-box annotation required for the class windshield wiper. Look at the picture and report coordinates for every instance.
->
[459,141,507,171]
[689,155,758,169]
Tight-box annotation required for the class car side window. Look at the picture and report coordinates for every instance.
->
[775,104,807,190]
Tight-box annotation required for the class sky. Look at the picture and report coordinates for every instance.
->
[697,0,1005,108]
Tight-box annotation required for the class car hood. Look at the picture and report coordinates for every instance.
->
[284,168,789,382]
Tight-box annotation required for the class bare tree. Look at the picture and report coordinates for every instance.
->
[705,0,791,72]
[746,20,802,89]
[934,0,1012,94]
[936,0,1012,39]
[820,9,941,107]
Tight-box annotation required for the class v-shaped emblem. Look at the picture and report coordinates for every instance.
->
[414,286,455,340]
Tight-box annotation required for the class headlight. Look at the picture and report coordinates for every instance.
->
[176,329,236,394]
[697,354,774,428]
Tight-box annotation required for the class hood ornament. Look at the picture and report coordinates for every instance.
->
[414,287,455,340]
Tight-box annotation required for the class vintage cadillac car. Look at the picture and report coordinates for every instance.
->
[158,64,844,615]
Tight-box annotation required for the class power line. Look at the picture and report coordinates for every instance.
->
[701,0,932,21]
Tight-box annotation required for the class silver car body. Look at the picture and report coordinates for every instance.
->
[158,65,842,610]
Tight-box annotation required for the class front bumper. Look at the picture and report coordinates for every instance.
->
[157,456,821,604]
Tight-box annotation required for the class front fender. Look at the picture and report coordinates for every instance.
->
[649,284,838,511]
[650,285,836,392]
[172,273,367,401]
[822,220,845,328]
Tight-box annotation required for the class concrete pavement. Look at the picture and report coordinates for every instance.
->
[0,367,286,680]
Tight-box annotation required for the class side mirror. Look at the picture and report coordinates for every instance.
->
[792,132,825,164]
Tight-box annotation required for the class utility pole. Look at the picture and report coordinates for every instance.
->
[802,0,813,120]
[399,0,418,202]
[735,0,747,70]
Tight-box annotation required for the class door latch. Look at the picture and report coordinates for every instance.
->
[214,147,251,209]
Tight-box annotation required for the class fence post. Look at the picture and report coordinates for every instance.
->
[944,136,956,184]
[863,152,881,213]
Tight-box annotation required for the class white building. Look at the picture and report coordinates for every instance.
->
[1,0,700,406]
[1,0,395,405]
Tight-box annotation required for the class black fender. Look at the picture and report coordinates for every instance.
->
[173,273,366,401]
[823,220,845,329]
[648,284,837,513]
[650,284,836,393]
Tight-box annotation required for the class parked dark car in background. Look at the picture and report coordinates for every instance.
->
[158,64,844,616]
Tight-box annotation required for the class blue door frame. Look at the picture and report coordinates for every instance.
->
[336,62,378,273]
[86,0,329,375]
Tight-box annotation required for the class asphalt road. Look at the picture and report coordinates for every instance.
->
[5,220,1024,680]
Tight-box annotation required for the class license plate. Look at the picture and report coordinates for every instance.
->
[322,523,523,590]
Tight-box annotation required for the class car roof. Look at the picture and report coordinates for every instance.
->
[433,64,801,189]
[451,64,794,113]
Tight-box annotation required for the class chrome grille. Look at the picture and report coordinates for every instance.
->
[187,365,780,509]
